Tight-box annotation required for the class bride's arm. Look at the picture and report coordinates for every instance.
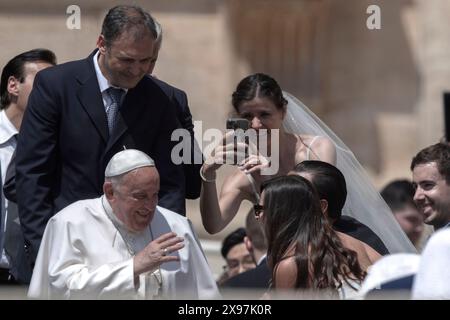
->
[200,130,253,233]
[200,169,249,234]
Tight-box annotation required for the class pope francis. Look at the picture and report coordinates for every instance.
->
[28,149,219,299]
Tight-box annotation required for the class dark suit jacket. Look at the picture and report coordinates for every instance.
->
[334,216,390,255]
[222,257,271,289]
[3,152,16,203]
[2,154,31,283]
[16,51,185,265]
[149,76,202,199]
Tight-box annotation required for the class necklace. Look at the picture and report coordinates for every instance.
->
[149,226,163,297]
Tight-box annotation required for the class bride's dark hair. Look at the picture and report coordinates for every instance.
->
[261,175,366,290]
[232,73,288,112]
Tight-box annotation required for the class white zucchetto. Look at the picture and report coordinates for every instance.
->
[105,149,155,177]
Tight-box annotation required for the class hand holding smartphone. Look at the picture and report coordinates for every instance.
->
[226,118,250,131]
[225,118,250,165]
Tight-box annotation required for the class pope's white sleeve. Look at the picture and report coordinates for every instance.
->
[29,216,157,299]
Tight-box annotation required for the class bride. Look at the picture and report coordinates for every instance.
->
[199,73,416,254]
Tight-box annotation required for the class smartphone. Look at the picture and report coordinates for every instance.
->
[226,118,250,131]
[225,118,250,165]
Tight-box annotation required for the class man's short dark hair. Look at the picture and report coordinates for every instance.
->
[101,5,157,47]
[221,228,246,259]
[381,179,417,212]
[0,48,56,109]
[410,142,450,184]
[293,160,347,220]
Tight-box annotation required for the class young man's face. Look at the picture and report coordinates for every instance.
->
[413,162,450,229]
[225,243,255,278]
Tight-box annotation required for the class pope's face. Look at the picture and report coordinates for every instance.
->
[108,167,160,232]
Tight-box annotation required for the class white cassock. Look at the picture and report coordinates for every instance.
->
[28,196,220,300]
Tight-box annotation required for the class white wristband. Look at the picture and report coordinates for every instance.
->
[200,165,216,183]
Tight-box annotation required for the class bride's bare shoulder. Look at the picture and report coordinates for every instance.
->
[295,134,332,146]
[294,135,336,164]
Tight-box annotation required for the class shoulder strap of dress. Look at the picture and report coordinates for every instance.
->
[245,173,261,203]
[306,136,320,160]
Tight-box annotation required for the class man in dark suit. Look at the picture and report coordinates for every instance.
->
[147,19,202,200]
[222,209,271,291]
[15,5,185,268]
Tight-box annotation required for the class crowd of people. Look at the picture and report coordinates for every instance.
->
[0,4,448,300]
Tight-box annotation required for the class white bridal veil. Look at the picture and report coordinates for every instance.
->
[282,92,416,254]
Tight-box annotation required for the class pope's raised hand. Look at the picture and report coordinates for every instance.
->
[133,232,184,277]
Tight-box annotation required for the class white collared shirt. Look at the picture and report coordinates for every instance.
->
[257,254,267,266]
[0,109,19,267]
[92,51,128,114]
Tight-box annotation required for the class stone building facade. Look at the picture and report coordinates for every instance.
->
[1,0,449,275]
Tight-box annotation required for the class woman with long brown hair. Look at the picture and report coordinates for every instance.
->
[258,175,366,298]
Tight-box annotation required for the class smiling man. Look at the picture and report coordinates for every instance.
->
[15,5,185,271]
[411,142,450,231]
[28,149,219,299]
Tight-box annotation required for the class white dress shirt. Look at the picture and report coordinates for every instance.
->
[92,51,127,113]
[412,228,450,299]
[0,109,18,268]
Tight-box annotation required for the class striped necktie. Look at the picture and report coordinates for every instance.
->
[106,87,125,134]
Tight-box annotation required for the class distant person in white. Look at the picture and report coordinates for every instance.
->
[412,228,450,299]
[28,149,219,299]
